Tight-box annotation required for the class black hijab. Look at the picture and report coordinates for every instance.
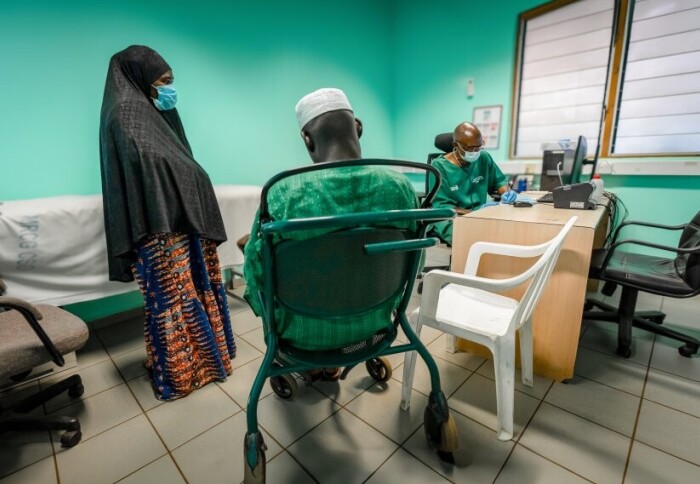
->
[99,45,226,282]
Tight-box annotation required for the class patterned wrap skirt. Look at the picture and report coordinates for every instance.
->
[132,233,236,400]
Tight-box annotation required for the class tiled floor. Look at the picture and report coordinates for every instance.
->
[2,248,700,483]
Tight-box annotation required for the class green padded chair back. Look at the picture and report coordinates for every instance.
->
[273,227,413,319]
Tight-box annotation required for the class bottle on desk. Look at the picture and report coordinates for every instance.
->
[590,174,604,204]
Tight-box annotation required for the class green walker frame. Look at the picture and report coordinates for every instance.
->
[244,159,458,483]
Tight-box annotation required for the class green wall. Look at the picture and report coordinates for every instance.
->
[391,0,700,252]
[2,0,698,320]
[0,0,395,200]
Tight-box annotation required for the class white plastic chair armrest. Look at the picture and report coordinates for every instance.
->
[464,240,550,276]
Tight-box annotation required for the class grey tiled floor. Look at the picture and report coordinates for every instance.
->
[2,248,700,483]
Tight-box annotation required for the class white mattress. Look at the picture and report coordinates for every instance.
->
[0,185,261,306]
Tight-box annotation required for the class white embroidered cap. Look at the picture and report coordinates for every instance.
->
[295,88,353,129]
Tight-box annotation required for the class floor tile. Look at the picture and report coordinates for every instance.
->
[495,445,589,484]
[635,399,700,466]
[255,385,340,447]
[650,333,700,382]
[55,415,166,484]
[0,428,53,479]
[74,331,110,368]
[427,334,487,371]
[579,324,654,367]
[147,383,240,450]
[476,359,553,400]
[217,356,272,408]
[545,376,640,436]
[238,326,265,353]
[50,383,142,445]
[574,346,648,396]
[172,412,281,484]
[625,441,700,484]
[346,380,428,444]
[125,374,164,412]
[288,409,398,484]
[365,448,451,484]
[112,346,149,382]
[447,373,540,440]
[312,365,378,406]
[519,403,630,484]
[0,456,56,484]
[230,337,264,371]
[232,309,263,337]
[660,297,700,331]
[643,369,700,417]
[96,317,144,358]
[404,409,514,483]
[263,451,316,484]
[40,359,125,413]
[118,456,185,484]
[393,352,472,399]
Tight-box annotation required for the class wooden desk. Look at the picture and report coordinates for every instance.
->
[451,197,608,381]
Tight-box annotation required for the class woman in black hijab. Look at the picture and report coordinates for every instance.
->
[99,45,236,401]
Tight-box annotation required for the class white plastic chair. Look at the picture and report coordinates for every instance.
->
[401,216,577,441]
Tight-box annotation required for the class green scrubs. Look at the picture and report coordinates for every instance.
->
[431,151,508,244]
[244,166,419,350]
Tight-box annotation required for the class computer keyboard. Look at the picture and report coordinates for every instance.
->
[537,192,554,203]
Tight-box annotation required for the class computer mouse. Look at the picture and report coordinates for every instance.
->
[513,200,534,208]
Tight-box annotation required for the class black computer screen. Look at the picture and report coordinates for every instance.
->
[567,135,587,184]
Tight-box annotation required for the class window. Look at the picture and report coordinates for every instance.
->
[611,0,700,155]
[511,0,700,158]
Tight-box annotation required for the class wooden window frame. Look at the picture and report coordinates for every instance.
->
[510,0,700,159]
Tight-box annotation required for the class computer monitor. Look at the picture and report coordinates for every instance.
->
[567,135,587,185]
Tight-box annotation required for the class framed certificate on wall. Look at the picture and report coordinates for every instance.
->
[473,105,502,150]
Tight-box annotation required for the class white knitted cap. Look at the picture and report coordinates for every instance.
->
[295,88,353,129]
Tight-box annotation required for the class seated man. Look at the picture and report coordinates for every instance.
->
[431,122,512,244]
[243,88,419,379]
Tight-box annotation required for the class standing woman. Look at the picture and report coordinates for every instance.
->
[99,45,236,400]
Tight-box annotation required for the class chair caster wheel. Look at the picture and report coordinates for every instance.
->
[678,344,698,358]
[616,345,631,358]
[68,383,85,398]
[437,450,455,463]
[583,301,593,311]
[60,430,82,448]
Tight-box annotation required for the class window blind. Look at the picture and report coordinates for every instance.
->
[514,0,615,158]
[613,0,700,154]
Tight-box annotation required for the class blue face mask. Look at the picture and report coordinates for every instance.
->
[464,150,481,163]
[152,84,177,111]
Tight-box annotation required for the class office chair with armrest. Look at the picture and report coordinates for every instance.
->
[243,160,458,483]
[584,210,700,358]
[417,134,454,294]
[0,278,89,448]
[402,217,576,441]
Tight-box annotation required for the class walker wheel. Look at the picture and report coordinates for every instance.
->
[366,357,392,383]
[269,374,297,400]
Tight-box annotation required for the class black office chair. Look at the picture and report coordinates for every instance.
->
[584,211,700,358]
[417,134,453,293]
[0,277,89,447]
